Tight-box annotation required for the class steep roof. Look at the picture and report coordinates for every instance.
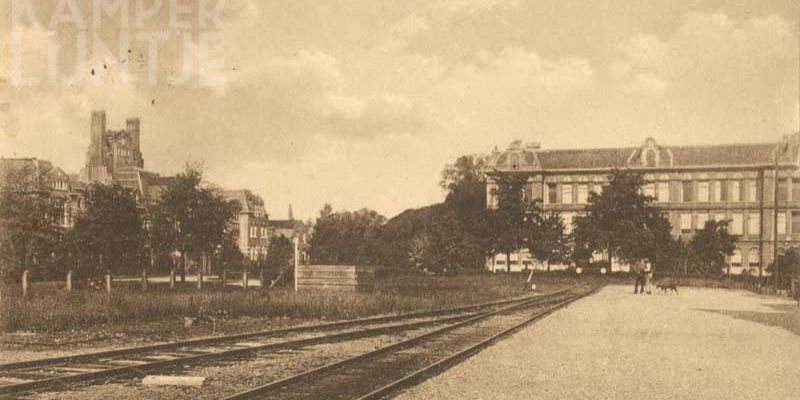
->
[222,190,265,214]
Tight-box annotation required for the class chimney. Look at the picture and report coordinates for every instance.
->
[126,118,140,152]
[288,204,294,221]
[90,110,106,162]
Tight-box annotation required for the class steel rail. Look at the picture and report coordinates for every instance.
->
[0,291,550,373]
[0,289,572,397]
[218,286,590,400]
[356,285,600,400]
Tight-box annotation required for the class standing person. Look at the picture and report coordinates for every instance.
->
[644,260,654,295]
[632,260,645,294]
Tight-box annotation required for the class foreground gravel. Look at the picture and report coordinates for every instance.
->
[395,285,800,400]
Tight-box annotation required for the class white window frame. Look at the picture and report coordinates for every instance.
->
[696,213,709,230]
[562,184,573,205]
[697,181,710,203]
[680,213,692,233]
[730,181,741,202]
[746,180,757,202]
[711,181,721,202]
[778,212,787,235]
[747,213,760,236]
[657,182,669,203]
[577,184,589,204]
[730,214,744,235]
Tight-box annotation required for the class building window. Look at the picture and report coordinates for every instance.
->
[793,179,800,202]
[778,212,787,235]
[643,183,655,199]
[562,184,573,204]
[731,249,742,268]
[656,182,669,202]
[680,213,692,234]
[682,181,693,202]
[696,213,709,230]
[545,183,557,204]
[748,249,760,268]
[730,214,744,235]
[746,180,757,202]
[719,181,727,202]
[510,154,520,169]
[792,211,800,235]
[577,184,589,204]
[729,181,741,202]
[747,213,760,236]
[250,226,257,238]
[711,181,721,202]
[777,179,789,202]
[697,181,709,202]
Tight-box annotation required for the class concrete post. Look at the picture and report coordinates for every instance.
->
[242,270,248,289]
[66,270,73,292]
[22,270,29,298]
[142,268,148,291]
[197,257,206,290]
[169,268,176,288]
[105,273,112,295]
[293,238,300,292]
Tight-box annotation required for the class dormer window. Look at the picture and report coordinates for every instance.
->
[510,154,520,169]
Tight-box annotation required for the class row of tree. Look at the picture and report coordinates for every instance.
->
[305,155,745,277]
[0,165,294,283]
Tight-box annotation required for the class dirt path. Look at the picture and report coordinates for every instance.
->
[395,285,800,400]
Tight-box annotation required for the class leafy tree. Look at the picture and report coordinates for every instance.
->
[66,184,145,279]
[441,156,492,263]
[489,173,538,272]
[573,170,673,267]
[527,212,570,271]
[0,165,63,281]
[404,209,484,274]
[309,204,386,265]
[264,234,294,283]
[149,166,235,281]
[688,219,736,275]
[768,247,800,289]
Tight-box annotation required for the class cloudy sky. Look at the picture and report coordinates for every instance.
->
[1,0,799,219]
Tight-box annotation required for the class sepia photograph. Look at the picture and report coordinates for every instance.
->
[1,1,799,399]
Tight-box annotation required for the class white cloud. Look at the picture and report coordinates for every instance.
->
[391,15,430,38]
[624,72,668,94]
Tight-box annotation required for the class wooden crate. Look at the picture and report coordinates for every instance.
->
[296,265,375,291]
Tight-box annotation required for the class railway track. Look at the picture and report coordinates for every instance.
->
[0,289,573,398]
[221,284,597,400]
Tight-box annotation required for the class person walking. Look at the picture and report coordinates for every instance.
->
[644,260,654,295]
[632,260,645,294]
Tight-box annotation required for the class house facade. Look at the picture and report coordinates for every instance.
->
[485,135,800,274]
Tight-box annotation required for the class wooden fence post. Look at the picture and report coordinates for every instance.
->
[22,270,29,298]
[221,269,227,286]
[197,257,204,290]
[66,270,73,292]
[105,273,112,295]
[170,268,176,288]
[242,270,248,289]
[142,268,148,291]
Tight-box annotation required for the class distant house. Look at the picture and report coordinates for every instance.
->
[0,157,85,229]
[223,189,270,261]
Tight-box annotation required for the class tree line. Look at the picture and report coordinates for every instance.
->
[0,165,293,284]
[307,156,793,281]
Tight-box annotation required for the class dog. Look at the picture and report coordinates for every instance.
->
[656,281,678,295]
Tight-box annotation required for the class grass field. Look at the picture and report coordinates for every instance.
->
[0,273,573,335]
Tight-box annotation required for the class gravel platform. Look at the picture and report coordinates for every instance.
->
[395,285,800,400]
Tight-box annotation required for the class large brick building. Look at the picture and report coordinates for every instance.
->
[485,135,800,274]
